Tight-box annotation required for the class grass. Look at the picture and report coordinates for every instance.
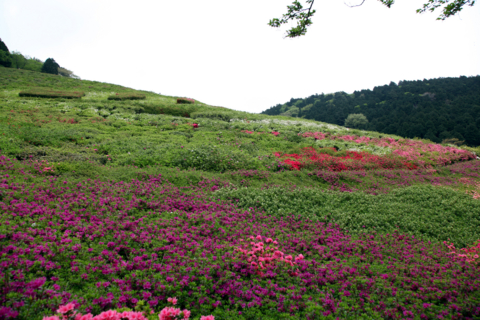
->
[1,68,480,319]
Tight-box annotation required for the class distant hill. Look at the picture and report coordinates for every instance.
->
[261,76,480,146]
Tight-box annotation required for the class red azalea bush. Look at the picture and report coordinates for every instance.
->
[274,147,417,172]
[186,123,198,129]
[301,132,476,167]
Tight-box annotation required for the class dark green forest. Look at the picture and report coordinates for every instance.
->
[262,76,480,146]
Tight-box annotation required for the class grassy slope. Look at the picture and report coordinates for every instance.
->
[1,67,480,318]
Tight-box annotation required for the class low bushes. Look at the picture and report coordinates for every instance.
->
[108,92,146,100]
[18,87,85,99]
[191,110,237,122]
[139,103,199,118]
[177,97,195,104]
[172,145,259,172]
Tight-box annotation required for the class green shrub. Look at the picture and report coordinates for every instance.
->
[140,103,198,117]
[177,97,195,104]
[172,145,259,172]
[107,92,146,100]
[317,148,336,155]
[19,87,85,99]
[191,111,236,122]
[283,131,303,143]
[334,150,348,157]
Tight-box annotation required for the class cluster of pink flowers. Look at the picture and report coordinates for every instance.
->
[300,132,326,140]
[158,307,189,320]
[43,299,215,320]
[30,160,55,174]
[445,240,480,264]
[300,132,475,167]
[235,235,303,277]
[42,303,148,320]
[158,297,191,320]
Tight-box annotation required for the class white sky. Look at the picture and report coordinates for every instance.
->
[1,0,479,113]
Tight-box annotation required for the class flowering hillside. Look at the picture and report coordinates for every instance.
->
[1,68,480,319]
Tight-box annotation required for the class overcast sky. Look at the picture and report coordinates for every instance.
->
[1,0,479,113]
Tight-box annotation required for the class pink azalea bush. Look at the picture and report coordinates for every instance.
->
[445,240,480,264]
[234,235,303,277]
[42,306,149,320]
[31,160,55,174]
[42,299,214,320]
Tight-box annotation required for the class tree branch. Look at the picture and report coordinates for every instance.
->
[344,0,366,8]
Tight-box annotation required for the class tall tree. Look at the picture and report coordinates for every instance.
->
[0,51,12,68]
[11,51,27,69]
[270,0,476,38]
[41,58,60,75]
[345,113,369,129]
[0,38,12,68]
[0,38,9,53]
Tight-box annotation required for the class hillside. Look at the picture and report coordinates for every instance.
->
[262,76,480,146]
[1,68,480,319]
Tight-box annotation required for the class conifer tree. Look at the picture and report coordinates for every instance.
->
[41,58,60,75]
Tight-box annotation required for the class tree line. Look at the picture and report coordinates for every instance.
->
[0,38,78,78]
[262,76,480,146]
